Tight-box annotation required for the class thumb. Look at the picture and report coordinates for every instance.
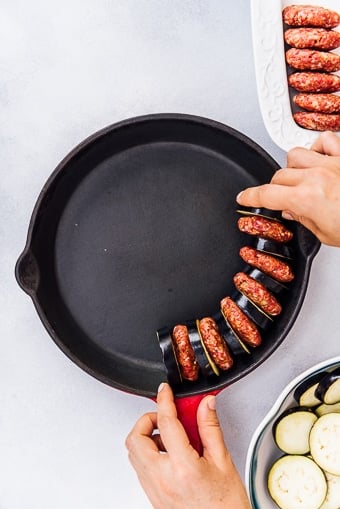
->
[197,395,229,466]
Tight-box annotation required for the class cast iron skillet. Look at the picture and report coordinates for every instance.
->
[16,114,320,450]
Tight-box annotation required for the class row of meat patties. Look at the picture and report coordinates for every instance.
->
[158,212,295,385]
[282,4,340,131]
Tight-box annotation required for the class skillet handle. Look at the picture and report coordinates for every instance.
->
[299,227,321,259]
[174,390,220,455]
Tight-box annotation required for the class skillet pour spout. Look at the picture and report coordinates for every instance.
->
[15,114,320,407]
[16,248,40,295]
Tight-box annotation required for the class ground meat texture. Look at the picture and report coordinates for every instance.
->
[198,317,233,371]
[172,325,199,381]
[293,93,340,113]
[294,111,340,131]
[238,216,293,243]
[282,5,340,28]
[284,28,340,51]
[239,247,295,283]
[286,48,340,72]
[233,272,282,316]
[220,297,262,347]
[288,72,340,93]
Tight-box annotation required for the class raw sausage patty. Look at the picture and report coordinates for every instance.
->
[172,325,199,381]
[233,272,282,316]
[293,93,340,113]
[283,5,340,28]
[240,246,295,283]
[286,48,340,72]
[288,72,340,93]
[221,296,262,347]
[284,28,340,51]
[198,317,233,371]
[293,112,340,131]
[238,216,293,243]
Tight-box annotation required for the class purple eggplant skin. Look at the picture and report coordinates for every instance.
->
[157,327,182,386]
[233,291,273,330]
[222,326,251,356]
[272,406,316,441]
[237,207,282,222]
[242,266,288,295]
[186,320,217,378]
[255,237,294,260]
[214,311,251,356]
[272,406,317,454]
[293,371,325,407]
[315,367,340,405]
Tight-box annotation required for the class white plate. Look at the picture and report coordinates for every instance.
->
[245,356,340,509]
[251,0,340,151]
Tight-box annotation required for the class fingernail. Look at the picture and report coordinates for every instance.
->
[207,395,216,411]
[158,382,166,393]
[236,191,243,203]
[282,211,294,221]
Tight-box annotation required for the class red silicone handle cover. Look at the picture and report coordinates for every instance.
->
[174,390,221,455]
[151,389,221,455]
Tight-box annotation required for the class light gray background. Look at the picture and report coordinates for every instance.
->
[2,1,340,508]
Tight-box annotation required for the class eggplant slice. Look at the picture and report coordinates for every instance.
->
[157,327,182,386]
[315,367,340,405]
[237,207,283,221]
[293,371,325,407]
[233,292,273,329]
[255,238,294,260]
[268,455,327,509]
[273,406,317,454]
[187,321,218,378]
[242,266,288,295]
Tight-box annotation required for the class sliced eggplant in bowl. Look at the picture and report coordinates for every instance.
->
[315,367,340,405]
[272,406,317,455]
[245,356,340,509]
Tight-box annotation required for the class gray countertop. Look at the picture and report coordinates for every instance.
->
[2,1,340,507]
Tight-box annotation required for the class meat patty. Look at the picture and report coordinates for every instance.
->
[293,93,340,113]
[282,5,340,28]
[239,246,295,283]
[294,111,340,131]
[288,72,340,93]
[286,48,340,72]
[220,297,262,347]
[238,216,293,243]
[284,28,340,51]
[172,324,199,381]
[198,317,233,371]
[233,272,282,316]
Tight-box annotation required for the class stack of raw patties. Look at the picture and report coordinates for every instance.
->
[283,4,340,131]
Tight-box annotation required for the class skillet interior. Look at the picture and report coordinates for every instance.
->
[16,114,320,397]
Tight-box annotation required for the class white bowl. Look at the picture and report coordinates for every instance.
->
[245,356,340,509]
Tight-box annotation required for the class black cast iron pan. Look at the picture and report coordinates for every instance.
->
[16,114,320,451]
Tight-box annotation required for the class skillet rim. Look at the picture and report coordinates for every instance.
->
[15,113,321,398]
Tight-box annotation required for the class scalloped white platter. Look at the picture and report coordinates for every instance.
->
[251,0,340,151]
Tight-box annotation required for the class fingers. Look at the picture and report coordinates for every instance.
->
[287,146,331,169]
[197,395,229,467]
[125,412,160,469]
[287,133,340,168]
[270,168,305,186]
[237,182,297,211]
[310,131,340,156]
[156,383,194,458]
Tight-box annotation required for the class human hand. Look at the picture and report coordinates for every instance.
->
[125,383,250,509]
[237,131,340,246]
